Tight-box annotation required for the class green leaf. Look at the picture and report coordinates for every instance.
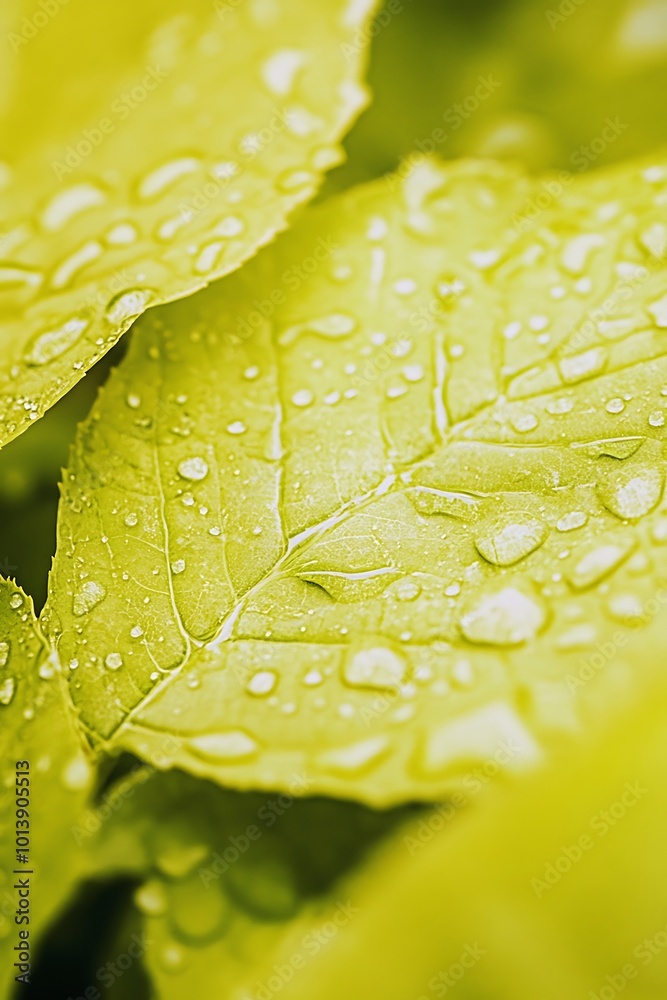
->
[0,0,376,448]
[253,666,667,1000]
[87,769,409,999]
[45,153,667,805]
[0,578,95,996]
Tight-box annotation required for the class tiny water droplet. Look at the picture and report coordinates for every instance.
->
[105,652,123,670]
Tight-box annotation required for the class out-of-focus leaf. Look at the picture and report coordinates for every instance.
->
[86,769,409,1000]
[0,0,377,448]
[260,649,667,1000]
[45,153,667,805]
[331,0,667,193]
[0,578,96,997]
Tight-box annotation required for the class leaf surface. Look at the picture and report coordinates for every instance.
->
[0,578,95,997]
[45,154,667,804]
[0,0,376,447]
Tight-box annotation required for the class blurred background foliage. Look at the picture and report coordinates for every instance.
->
[4,0,667,609]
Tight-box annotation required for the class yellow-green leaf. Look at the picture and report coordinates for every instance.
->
[0,578,95,996]
[0,0,376,447]
[44,154,667,805]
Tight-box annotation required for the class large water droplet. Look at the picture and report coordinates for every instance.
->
[73,580,106,616]
[565,534,635,590]
[598,465,664,520]
[475,512,548,566]
[25,316,90,366]
[460,583,547,645]
[178,456,209,481]
[0,677,16,705]
[187,730,259,761]
[105,289,154,326]
[342,645,408,690]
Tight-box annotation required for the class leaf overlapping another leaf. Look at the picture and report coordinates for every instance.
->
[0,578,95,996]
[0,0,377,448]
[44,154,667,804]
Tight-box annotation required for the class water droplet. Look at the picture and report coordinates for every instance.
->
[276,168,317,193]
[279,313,356,346]
[475,512,548,566]
[106,222,139,246]
[342,645,408,690]
[393,577,422,602]
[291,389,314,408]
[25,316,90,366]
[598,465,664,520]
[138,157,200,200]
[648,293,667,329]
[134,879,168,916]
[243,365,260,380]
[105,289,154,326]
[226,420,246,435]
[126,393,142,410]
[73,580,106,616]
[0,642,9,668]
[511,413,538,433]
[566,535,635,590]
[261,49,305,95]
[187,730,259,761]
[8,593,23,610]
[171,559,186,575]
[0,678,16,706]
[556,511,588,532]
[130,625,144,638]
[41,183,106,231]
[315,736,389,775]
[105,652,123,670]
[605,397,625,414]
[559,347,607,385]
[460,583,547,645]
[606,592,646,623]
[246,670,277,696]
[649,410,665,427]
[61,753,93,791]
[178,456,209,481]
[124,512,138,527]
